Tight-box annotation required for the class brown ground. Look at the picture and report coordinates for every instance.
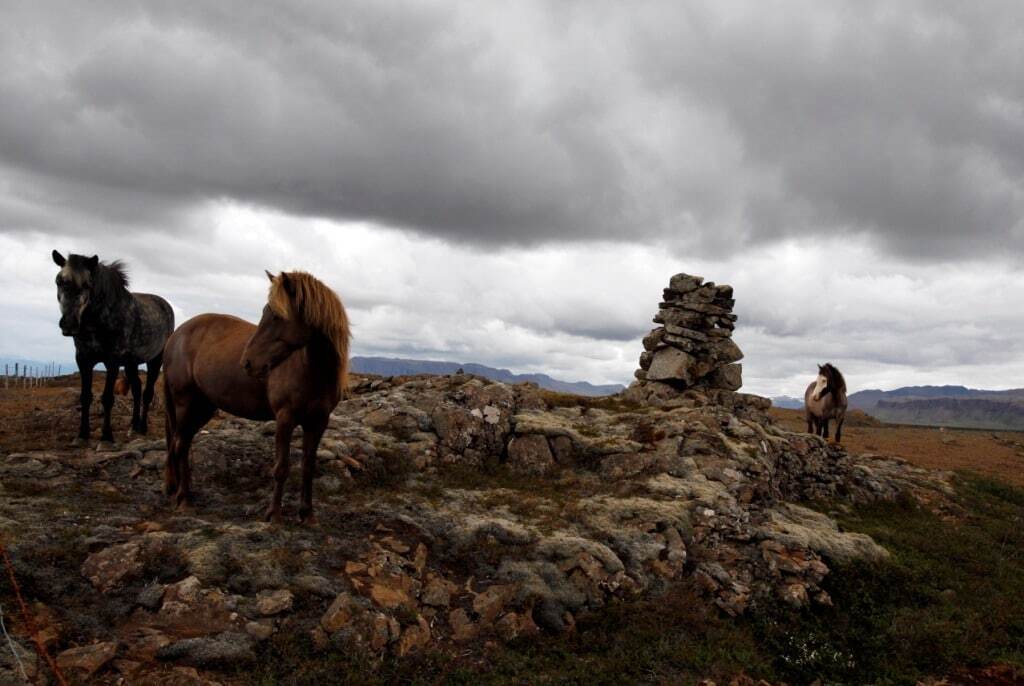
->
[771,407,1024,488]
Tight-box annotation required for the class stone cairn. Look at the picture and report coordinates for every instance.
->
[631,273,744,398]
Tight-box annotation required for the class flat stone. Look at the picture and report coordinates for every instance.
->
[156,632,256,668]
[668,273,703,293]
[81,542,144,592]
[472,584,514,625]
[255,589,294,616]
[57,642,118,680]
[421,578,451,607]
[321,592,359,633]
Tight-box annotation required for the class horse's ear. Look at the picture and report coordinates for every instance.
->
[265,270,276,284]
[86,255,99,271]
[52,250,66,267]
[280,272,295,296]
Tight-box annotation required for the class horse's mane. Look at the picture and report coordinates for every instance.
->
[93,259,130,299]
[822,363,846,393]
[268,271,351,395]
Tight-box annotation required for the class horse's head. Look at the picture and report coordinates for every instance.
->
[241,271,314,378]
[52,250,99,336]
[812,364,829,401]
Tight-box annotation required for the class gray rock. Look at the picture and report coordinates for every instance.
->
[646,348,697,385]
[506,434,556,475]
[137,582,165,611]
[156,631,256,668]
[668,273,703,294]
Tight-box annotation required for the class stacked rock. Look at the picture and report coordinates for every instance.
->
[634,273,744,393]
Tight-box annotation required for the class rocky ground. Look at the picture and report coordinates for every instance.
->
[0,373,954,684]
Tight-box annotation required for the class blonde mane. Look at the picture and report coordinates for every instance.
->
[268,271,351,395]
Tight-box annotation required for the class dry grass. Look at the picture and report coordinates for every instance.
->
[771,406,1024,487]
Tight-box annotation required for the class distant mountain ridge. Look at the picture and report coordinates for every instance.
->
[350,356,624,397]
[771,396,804,410]
[849,385,1024,430]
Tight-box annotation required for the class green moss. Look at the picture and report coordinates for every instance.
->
[243,473,1024,685]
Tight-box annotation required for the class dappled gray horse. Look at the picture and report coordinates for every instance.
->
[804,363,848,442]
[52,251,175,449]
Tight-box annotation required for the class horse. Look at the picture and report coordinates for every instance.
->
[162,270,350,523]
[52,251,175,449]
[804,362,848,442]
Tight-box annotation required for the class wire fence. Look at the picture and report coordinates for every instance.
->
[1,364,63,390]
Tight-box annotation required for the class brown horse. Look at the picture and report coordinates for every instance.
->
[162,271,350,523]
[804,363,847,442]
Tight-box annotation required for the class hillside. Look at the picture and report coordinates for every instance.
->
[848,385,1024,430]
[350,356,624,396]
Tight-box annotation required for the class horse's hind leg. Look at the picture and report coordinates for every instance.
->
[168,394,215,508]
[835,415,844,443]
[139,353,163,435]
[298,416,328,524]
[266,412,296,524]
[124,363,143,434]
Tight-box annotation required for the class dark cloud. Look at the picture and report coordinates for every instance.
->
[3,2,1021,257]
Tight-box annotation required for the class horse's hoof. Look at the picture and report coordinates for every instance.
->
[299,510,317,526]
[264,508,283,525]
[70,437,88,449]
[96,441,118,452]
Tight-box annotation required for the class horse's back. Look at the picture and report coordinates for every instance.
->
[130,292,175,361]
[164,314,272,420]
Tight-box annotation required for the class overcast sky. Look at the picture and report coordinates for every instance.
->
[2,1,1023,397]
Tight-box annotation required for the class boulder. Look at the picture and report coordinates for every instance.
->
[506,434,556,475]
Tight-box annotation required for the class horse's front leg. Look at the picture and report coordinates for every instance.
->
[98,363,119,449]
[266,413,296,524]
[821,418,830,440]
[125,364,143,434]
[299,417,328,524]
[73,358,94,448]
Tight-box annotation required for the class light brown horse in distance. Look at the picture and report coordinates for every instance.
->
[804,363,847,442]
[162,271,350,523]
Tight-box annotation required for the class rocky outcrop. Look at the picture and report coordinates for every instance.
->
[0,371,952,682]
[627,273,752,408]
[0,273,955,683]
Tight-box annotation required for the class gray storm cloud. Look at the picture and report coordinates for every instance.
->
[2,1,1024,396]
[2,1,1022,257]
